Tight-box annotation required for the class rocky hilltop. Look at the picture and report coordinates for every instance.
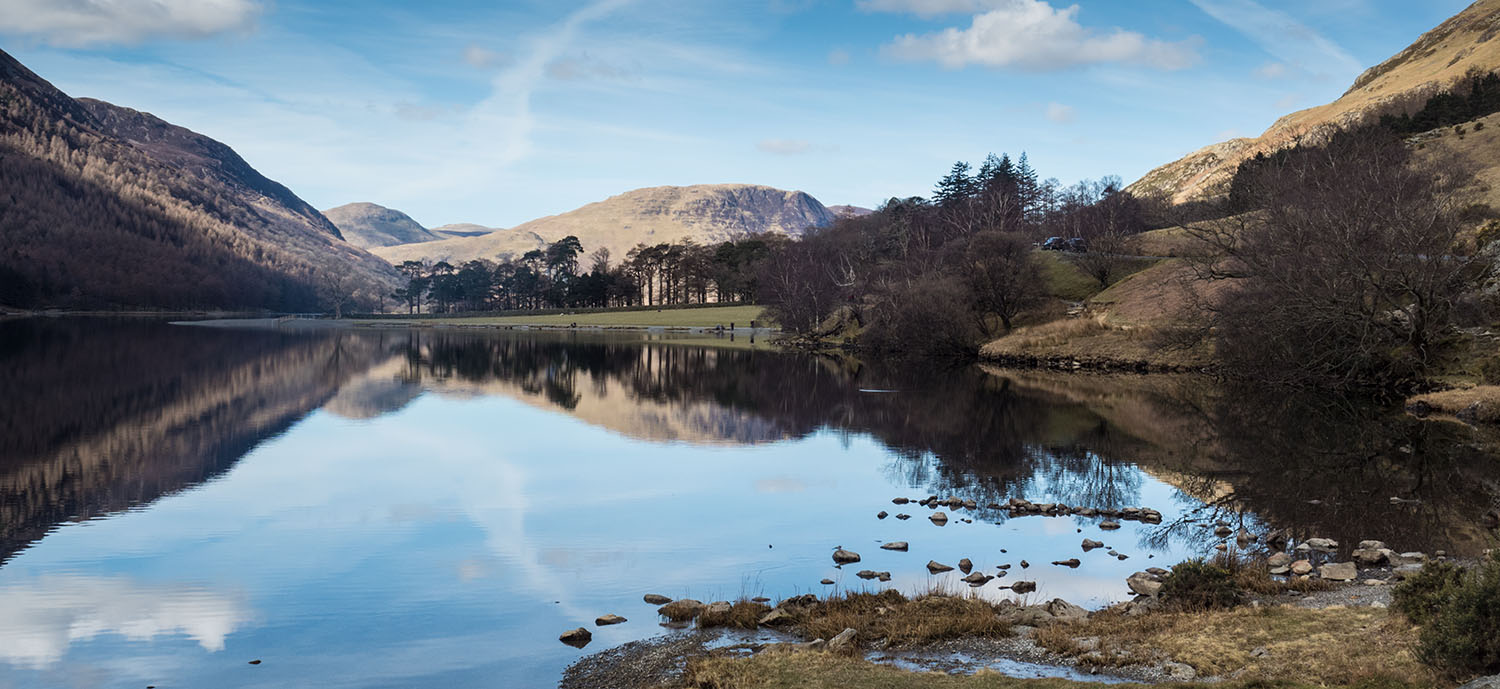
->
[1129,0,1500,204]
[323,202,442,249]
[0,48,399,310]
[374,184,836,265]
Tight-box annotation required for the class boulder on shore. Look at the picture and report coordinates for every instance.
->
[658,599,705,620]
[827,628,858,655]
[1320,562,1358,581]
[1127,571,1163,598]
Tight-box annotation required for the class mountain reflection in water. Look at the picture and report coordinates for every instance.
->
[1,319,1498,688]
[3,320,1498,566]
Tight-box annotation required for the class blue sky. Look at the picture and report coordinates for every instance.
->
[0,0,1473,228]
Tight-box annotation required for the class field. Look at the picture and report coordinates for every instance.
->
[360,304,768,329]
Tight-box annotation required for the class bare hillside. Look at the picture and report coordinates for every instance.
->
[1129,0,1500,204]
[374,184,835,265]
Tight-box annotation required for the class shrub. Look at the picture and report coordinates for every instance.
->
[1393,560,1468,625]
[1480,357,1500,385]
[1409,554,1500,678]
[1159,559,1243,611]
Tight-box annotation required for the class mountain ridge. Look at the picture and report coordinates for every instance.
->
[0,48,399,310]
[1129,0,1500,204]
[373,183,837,266]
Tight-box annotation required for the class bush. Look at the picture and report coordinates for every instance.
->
[1393,560,1466,624]
[1396,554,1500,678]
[1159,559,1243,611]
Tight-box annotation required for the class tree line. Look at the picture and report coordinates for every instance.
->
[388,236,772,313]
[759,152,1150,356]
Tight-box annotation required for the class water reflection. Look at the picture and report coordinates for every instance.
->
[1,319,1498,687]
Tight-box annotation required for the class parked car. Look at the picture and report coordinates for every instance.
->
[1041,236,1067,251]
[1066,237,1088,253]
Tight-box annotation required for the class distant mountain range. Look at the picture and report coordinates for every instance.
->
[365,184,838,266]
[0,48,399,310]
[1129,0,1500,205]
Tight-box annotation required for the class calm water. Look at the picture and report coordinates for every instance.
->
[2,318,1498,689]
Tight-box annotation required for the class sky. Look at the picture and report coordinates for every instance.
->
[0,0,1475,228]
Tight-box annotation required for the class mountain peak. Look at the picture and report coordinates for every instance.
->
[322,202,440,249]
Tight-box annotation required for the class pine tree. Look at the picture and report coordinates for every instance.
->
[933,161,976,207]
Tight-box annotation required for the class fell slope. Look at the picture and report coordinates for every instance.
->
[374,184,836,265]
[1129,0,1500,204]
[0,48,399,310]
[323,202,441,249]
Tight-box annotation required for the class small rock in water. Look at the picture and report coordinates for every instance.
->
[752,597,771,603]
[1214,525,1233,537]
[998,563,1011,569]
[1052,558,1081,568]
[856,570,879,580]
[961,518,973,524]
[1100,521,1121,530]
[643,594,672,605]
[877,511,888,519]
[877,572,891,582]
[1082,539,1104,551]
[895,514,911,520]
[1116,554,1129,560]
[958,558,973,573]
[927,560,955,573]
[1009,581,1037,594]
[560,627,593,648]
[892,497,910,505]
[832,548,861,565]
[1020,560,1030,569]
[821,579,835,585]
[961,572,992,585]
[248,660,262,666]
[596,614,627,626]
[930,511,949,526]
[880,541,909,551]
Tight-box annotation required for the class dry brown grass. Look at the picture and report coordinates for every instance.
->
[1033,605,1440,687]
[788,590,1011,646]
[681,651,1426,689]
[1408,385,1500,423]
[699,601,773,630]
[978,313,1208,369]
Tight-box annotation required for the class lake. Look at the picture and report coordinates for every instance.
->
[1,318,1497,688]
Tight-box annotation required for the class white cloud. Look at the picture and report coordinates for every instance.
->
[1254,61,1288,79]
[0,0,260,47]
[1045,102,1075,123]
[757,138,813,154]
[462,44,507,70]
[0,576,250,668]
[857,0,1010,19]
[880,0,1199,71]
[1188,0,1362,80]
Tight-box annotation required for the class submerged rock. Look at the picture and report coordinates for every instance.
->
[560,628,593,648]
[927,560,955,573]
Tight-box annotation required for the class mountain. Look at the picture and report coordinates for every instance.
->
[0,48,399,310]
[1129,0,1500,204]
[829,204,874,218]
[323,202,442,249]
[431,223,495,238]
[373,184,836,266]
